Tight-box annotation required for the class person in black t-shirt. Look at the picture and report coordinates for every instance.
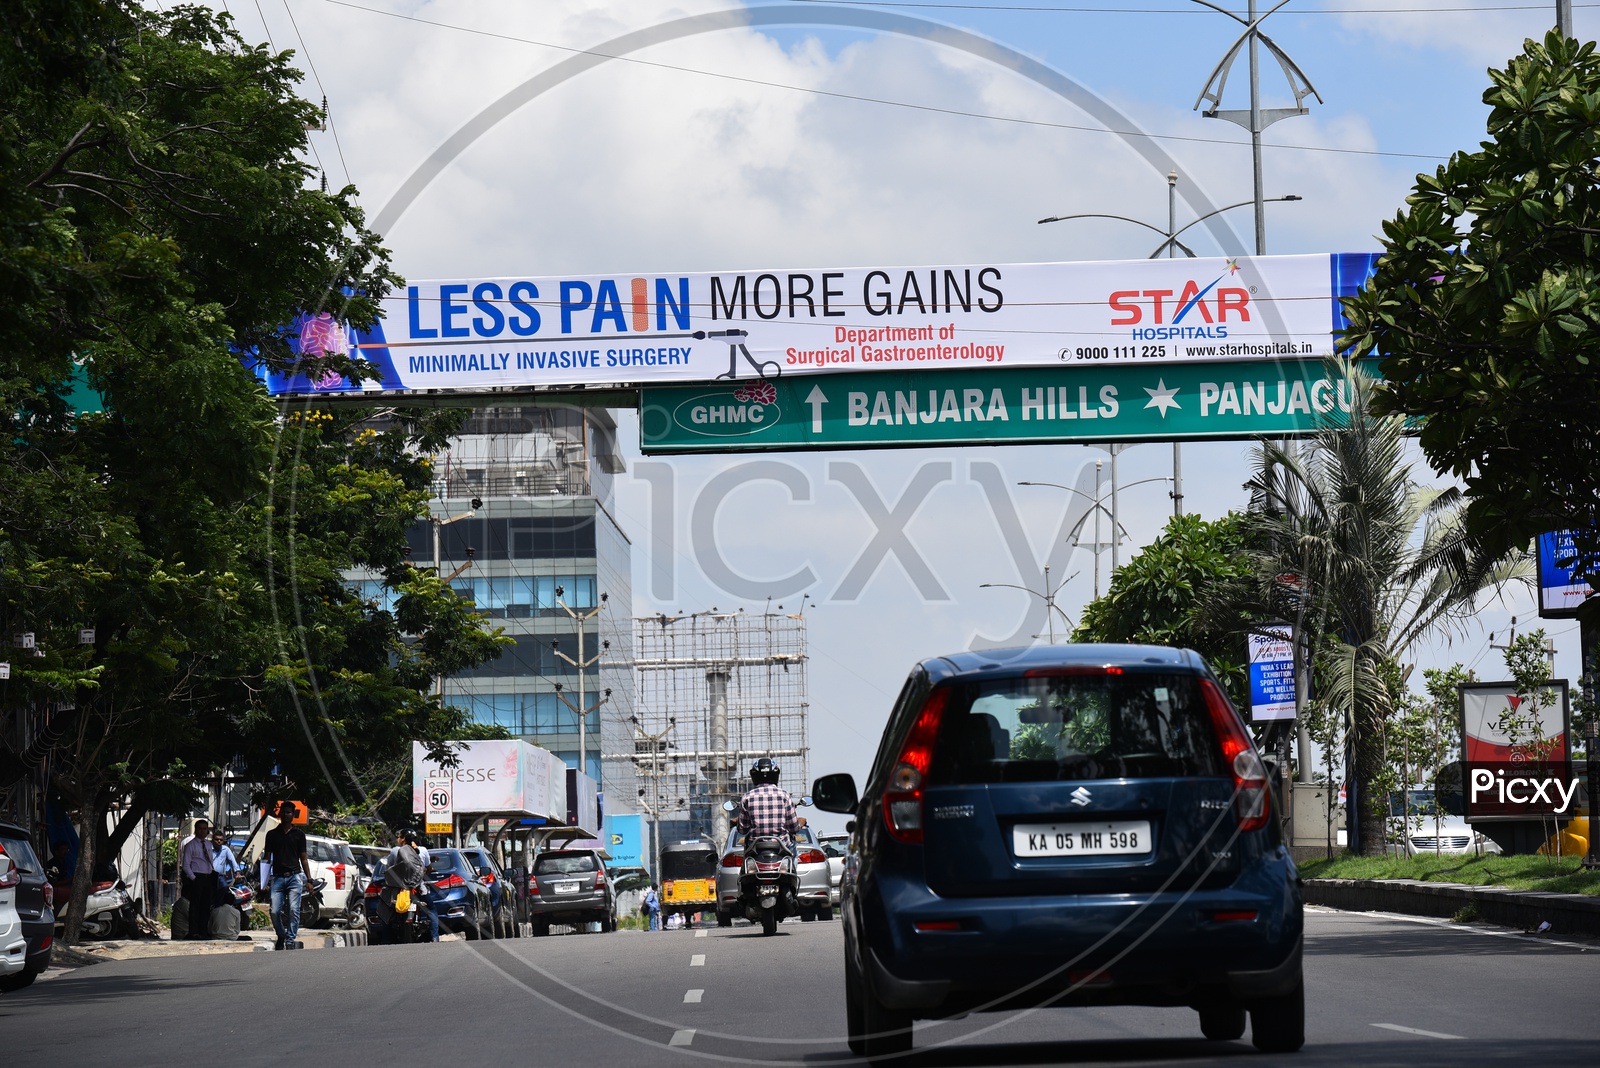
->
[263,802,312,950]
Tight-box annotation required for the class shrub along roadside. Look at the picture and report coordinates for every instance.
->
[1299,853,1600,897]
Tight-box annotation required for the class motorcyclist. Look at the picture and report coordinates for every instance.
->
[737,758,805,851]
[382,829,431,944]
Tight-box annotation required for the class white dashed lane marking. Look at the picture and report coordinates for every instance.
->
[694,929,707,937]
[670,1029,695,1046]
[690,954,705,966]
[1372,1023,1464,1040]
[684,989,704,1003]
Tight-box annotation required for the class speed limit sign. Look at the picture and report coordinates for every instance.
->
[425,778,454,836]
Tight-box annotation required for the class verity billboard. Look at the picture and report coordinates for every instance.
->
[252,253,1378,396]
[1458,681,1572,822]
[639,359,1379,452]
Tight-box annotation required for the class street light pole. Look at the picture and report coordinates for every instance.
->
[632,715,677,881]
[1558,0,1573,38]
[551,588,609,778]
[980,563,1078,644]
[1020,474,1174,600]
[1191,0,1322,256]
[429,497,481,701]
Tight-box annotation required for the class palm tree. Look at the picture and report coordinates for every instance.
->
[1239,367,1530,855]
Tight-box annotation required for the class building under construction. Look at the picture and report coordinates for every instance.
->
[623,610,809,853]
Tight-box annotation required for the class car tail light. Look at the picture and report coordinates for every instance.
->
[913,919,963,932]
[364,882,382,898]
[527,876,539,896]
[434,873,466,890]
[882,687,949,844]
[1201,678,1271,832]
[797,849,826,865]
[331,863,345,890]
[42,882,53,908]
[720,853,742,868]
[593,870,604,890]
[1211,910,1259,922]
[0,865,16,890]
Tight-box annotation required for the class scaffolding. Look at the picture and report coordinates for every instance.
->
[624,610,809,850]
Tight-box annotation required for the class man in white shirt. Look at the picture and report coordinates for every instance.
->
[180,819,217,939]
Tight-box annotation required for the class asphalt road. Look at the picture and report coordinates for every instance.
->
[3,907,1597,1066]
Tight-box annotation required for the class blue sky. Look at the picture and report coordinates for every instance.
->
[233,1,1591,825]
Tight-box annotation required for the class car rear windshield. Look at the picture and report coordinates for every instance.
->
[535,853,597,875]
[0,833,40,874]
[927,671,1224,784]
[427,851,467,876]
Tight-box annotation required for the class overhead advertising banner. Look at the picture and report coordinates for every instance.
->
[1247,627,1297,722]
[1458,681,1572,822]
[639,359,1379,452]
[1536,530,1595,619]
[252,253,1378,396]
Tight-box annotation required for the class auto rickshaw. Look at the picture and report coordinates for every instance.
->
[657,839,719,926]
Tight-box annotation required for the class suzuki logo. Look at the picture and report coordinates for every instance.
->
[1070,786,1093,807]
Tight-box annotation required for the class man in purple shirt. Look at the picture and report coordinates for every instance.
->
[180,818,216,939]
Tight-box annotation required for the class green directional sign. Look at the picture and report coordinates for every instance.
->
[639,359,1378,453]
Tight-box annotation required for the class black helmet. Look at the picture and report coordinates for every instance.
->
[749,757,781,786]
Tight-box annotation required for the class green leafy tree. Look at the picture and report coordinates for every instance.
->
[1340,32,1600,591]
[1241,370,1531,855]
[0,3,501,939]
[1073,512,1257,706]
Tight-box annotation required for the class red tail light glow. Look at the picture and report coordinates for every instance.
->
[433,873,466,890]
[1201,678,1271,832]
[1211,910,1259,922]
[527,876,539,895]
[364,881,382,898]
[593,870,604,890]
[797,849,827,865]
[720,853,742,868]
[882,687,949,844]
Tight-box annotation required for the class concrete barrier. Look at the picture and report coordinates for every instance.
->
[1305,878,1600,937]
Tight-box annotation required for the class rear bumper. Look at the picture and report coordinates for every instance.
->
[529,891,609,922]
[861,861,1302,1015]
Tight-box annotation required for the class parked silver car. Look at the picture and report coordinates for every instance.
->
[1389,789,1501,856]
[817,833,848,908]
[716,824,833,924]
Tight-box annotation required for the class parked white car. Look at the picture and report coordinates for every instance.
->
[0,855,29,981]
[1390,789,1502,856]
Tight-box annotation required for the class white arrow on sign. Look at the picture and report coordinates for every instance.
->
[805,384,828,433]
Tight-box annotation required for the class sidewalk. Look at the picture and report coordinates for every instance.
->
[43,926,376,974]
[1304,877,1600,937]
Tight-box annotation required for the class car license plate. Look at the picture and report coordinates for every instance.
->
[1012,821,1152,857]
[553,882,579,894]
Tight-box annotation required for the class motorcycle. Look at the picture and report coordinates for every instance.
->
[722,795,813,937]
[298,877,327,929]
[55,875,138,940]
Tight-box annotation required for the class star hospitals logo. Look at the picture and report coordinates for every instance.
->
[1142,378,1182,417]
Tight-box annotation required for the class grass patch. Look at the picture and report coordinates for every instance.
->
[1298,852,1600,896]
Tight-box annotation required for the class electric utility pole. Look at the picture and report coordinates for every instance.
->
[550,587,609,779]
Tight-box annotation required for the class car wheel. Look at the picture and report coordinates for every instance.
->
[800,908,816,922]
[716,910,732,928]
[532,918,550,937]
[844,952,868,1056]
[850,945,912,1057]
[1249,975,1305,1053]
[0,967,39,993]
[821,906,835,921]
[1198,1002,1247,1041]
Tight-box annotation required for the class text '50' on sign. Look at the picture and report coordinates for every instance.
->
[639,360,1381,454]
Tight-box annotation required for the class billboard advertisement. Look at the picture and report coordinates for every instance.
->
[412,739,572,819]
[1247,626,1297,722]
[1536,530,1595,619]
[1458,681,1573,822]
[252,253,1377,397]
[603,814,644,868]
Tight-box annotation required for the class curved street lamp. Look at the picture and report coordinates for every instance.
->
[981,563,1078,645]
[1021,473,1176,600]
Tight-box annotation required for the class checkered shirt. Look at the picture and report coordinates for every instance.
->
[738,783,798,840]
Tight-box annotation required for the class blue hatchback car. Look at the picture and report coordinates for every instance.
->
[811,644,1303,1058]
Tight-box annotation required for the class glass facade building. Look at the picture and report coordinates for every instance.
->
[348,406,636,805]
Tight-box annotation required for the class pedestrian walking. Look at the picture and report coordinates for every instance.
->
[643,883,661,932]
[211,828,242,894]
[181,818,216,940]
[264,801,312,950]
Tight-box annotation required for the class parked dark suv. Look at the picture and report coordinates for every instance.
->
[528,849,615,935]
[812,645,1303,1058]
[0,820,55,991]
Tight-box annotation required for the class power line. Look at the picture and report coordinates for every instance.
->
[280,0,354,187]
[785,0,1598,13]
[320,0,1448,162]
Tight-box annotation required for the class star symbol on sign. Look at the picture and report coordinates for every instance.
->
[1143,379,1182,417]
